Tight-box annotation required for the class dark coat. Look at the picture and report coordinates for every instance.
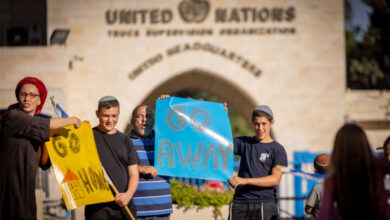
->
[0,106,50,220]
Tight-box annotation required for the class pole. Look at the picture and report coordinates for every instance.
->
[102,165,135,220]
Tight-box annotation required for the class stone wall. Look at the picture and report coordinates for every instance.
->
[0,0,346,157]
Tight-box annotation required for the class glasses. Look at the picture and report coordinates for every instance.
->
[19,92,40,99]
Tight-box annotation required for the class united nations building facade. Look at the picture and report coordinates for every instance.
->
[0,0,389,219]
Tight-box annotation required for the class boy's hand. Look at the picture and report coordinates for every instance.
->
[229,176,247,189]
[157,94,170,99]
[115,192,132,207]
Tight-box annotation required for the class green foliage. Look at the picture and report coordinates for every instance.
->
[349,58,384,86]
[175,90,225,103]
[229,107,254,137]
[170,179,234,219]
[345,30,356,54]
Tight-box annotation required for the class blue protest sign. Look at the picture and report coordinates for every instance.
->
[155,97,234,181]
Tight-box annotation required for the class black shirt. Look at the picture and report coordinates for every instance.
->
[233,136,288,203]
[85,127,140,218]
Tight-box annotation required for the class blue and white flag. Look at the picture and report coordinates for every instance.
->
[38,96,68,118]
[49,96,68,118]
[155,97,234,181]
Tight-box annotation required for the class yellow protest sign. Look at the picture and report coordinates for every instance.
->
[45,122,114,210]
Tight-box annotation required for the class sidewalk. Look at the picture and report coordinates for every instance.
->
[71,205,229,220]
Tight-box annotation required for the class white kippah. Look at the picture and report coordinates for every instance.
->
[99,96,117,103]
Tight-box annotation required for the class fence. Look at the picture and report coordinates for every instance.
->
[278,151,326,219]
[171,151,327,219]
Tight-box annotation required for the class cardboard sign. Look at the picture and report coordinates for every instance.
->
[155,97,234,181]
[45,122,114,210]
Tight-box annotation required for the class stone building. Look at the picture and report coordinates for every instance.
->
[1,0,389,219]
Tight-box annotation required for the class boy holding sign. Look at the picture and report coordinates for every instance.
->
[228,105,287,220]
[84,96,139,220]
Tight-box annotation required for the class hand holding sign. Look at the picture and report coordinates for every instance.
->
[155,97,234,181]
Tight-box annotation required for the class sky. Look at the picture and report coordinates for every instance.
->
[346,0,372,41]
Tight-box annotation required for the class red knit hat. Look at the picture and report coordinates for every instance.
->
[15,77,47,114]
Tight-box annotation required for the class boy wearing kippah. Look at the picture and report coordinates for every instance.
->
[228,105,288,220]
[85,96,140,220]
[305,153,330,220]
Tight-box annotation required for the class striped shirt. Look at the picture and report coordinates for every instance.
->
[129,131,173,217]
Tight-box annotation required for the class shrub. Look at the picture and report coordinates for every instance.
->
[171,179,234,219]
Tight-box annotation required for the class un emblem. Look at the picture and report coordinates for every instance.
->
[178,0,210,23]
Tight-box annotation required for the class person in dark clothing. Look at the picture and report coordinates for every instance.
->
[0,76,81,220]
[227,105,288,220]
[84,96,139,220]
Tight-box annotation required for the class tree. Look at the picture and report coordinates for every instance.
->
[346,0,390,89]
